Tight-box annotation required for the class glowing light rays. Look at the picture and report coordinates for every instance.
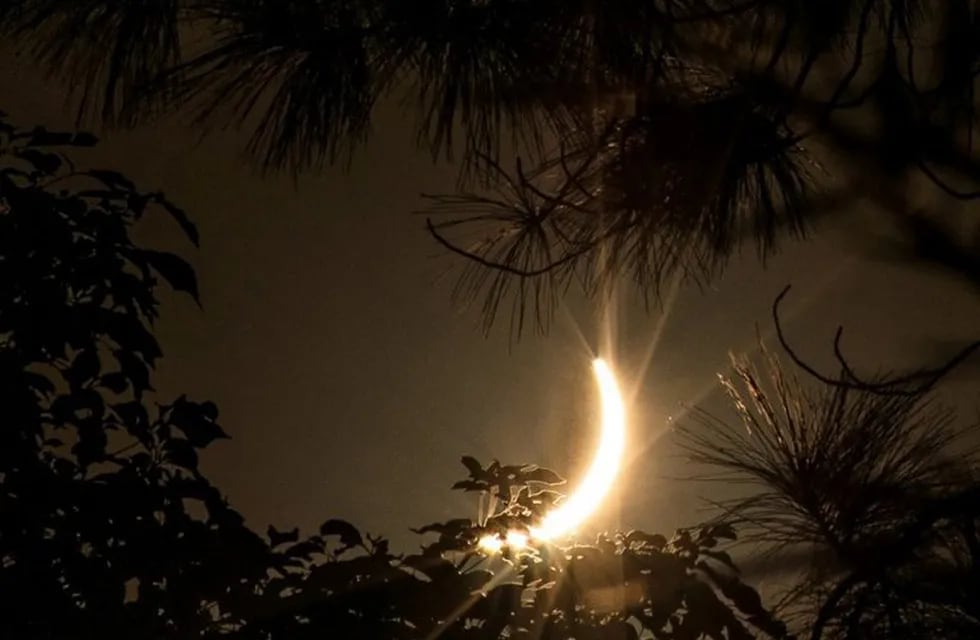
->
[530,358,626,541]
[480,357,627,552]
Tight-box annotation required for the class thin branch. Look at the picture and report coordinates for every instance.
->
[773,285,980,396]
[425,218,593,278]
[917,160,980,200]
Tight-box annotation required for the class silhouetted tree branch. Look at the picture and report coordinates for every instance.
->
[3,1,979,332]
[773,284,980,396]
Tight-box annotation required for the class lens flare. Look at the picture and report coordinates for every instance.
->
[530,358,626,541]
[505,530,529,550]
[477,534,503,553]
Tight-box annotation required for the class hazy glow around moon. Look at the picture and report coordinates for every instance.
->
[530,358,626,541]
[477,358,626,553]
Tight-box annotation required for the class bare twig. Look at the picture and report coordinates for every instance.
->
[772,285,980,396]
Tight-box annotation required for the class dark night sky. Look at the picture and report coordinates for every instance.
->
[3,52,978,551]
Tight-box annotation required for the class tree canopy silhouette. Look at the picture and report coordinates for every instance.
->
[2,0,978,332]
[2,3,978,638]
[0,101,976,639]
[0,114,793,639]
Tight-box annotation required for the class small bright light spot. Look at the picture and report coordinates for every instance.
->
[505,530,528,550]
[477,534,503,554]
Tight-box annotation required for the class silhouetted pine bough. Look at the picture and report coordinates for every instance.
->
[423,100,811,333]
[2,1,979,331]
[676,293,980,639]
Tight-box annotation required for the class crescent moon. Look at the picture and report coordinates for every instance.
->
[479,358,627,551]
[531,358,627,541]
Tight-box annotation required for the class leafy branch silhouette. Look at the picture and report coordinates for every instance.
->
[0,113,794,640]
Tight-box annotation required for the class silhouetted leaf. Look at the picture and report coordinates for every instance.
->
[155,195,200,246]
[111,401,149,432]
[697,559,784,638]
[103,312,162,361]
[25,127,74,146]
[25,371,55,395]
[139,250,199,303]
[169,397,227,448]
[702,550,739,574]
[267,526,300,547]
[451,479,487,492]
[626,531,667,550]
[128,452,153,469]
[461,455,484,477]
[720,578,765,616]
[72,425,108,467]
[412,519,472,538]
[168,475,219,503]
[86,169,136,192]
[703,523,737,541]
[127,193,152,217]
[99,372,129,394]
[49,389,104,425]
[284,540,324,560]
[116,352,151,398]
[67,348,100,389]
[71,132,98,147]
[319,519,362,549]
[497,464,526,480]
[164,438,198,470]
[460,569,494,592]
[16,149,62,174]
[521,466,564,485]
[605,621,640,640]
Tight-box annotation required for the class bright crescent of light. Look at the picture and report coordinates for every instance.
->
[529,358,626,541]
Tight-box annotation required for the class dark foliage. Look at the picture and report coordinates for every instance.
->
[677,322,980,639]
[424,103,810,333]
[1,1,182,126]
[4,1,978,332]
[0,112,261,639]
[3,2,979,635]
[0,115,786,639]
